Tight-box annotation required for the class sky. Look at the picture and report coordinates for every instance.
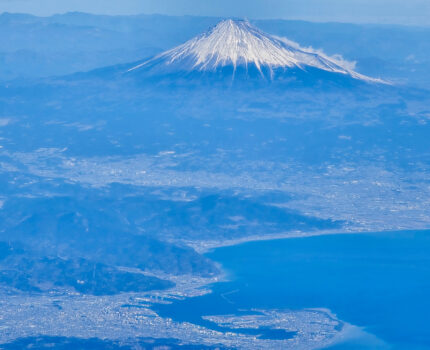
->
[0,0,429,26]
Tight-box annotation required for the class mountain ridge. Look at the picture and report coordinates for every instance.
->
[129,19,386,84]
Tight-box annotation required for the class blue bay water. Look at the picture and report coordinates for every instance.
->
[156,230,430,349]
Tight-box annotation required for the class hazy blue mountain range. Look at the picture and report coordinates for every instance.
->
[1,12,430,87]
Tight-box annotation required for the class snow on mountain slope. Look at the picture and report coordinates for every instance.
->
[129,19,385,83]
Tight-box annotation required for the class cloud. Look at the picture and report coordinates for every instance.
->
[275,36,357,71]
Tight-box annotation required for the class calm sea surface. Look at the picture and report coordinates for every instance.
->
[156,230,430,349]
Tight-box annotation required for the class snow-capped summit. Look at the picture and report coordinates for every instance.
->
[129,19,384,83]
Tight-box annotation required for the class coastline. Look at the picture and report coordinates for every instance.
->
[185,228,392,254]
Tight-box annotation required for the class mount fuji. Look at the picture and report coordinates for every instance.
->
[128,19,385,84]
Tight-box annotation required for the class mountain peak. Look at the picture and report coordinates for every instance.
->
[129,19,385,83]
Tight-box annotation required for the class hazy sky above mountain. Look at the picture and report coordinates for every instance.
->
[0,0,429,26]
